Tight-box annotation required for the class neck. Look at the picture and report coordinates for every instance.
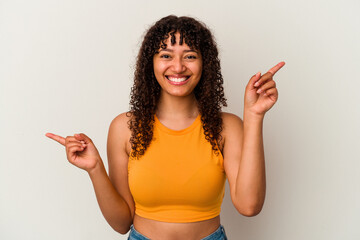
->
[156,91,199,119]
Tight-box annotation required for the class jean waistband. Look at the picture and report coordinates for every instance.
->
[129,224,227,240]
[200,224,226,240]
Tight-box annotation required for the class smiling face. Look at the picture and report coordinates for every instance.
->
[153,32,203,98]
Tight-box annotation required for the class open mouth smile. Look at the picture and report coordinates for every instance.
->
[165,76,191,86]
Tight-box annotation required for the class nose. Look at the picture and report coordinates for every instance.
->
[171,57,186,73]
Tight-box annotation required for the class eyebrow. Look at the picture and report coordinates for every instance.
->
[159,49,198,53]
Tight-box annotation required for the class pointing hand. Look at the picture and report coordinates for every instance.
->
[45,132,101,172]
[244,61,285,116]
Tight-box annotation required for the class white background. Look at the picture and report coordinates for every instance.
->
[1,0,359,239]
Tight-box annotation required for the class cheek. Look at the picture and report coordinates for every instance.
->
[196,59,203,74]
[154,62,167,75]
[195,64,203,76]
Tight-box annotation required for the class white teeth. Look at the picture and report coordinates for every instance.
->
[168,77,188,82]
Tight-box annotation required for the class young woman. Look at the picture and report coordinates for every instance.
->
[46,15,285,240]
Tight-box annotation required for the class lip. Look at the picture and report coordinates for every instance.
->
[166,75,190,86]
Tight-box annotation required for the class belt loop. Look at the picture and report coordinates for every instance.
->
[221,225,228,240]
[221,225,226,234]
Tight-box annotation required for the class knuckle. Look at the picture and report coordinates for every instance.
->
[68,146,76,154]
[268,80,275,86]
[66,145,71,152]
[264,72,272,78]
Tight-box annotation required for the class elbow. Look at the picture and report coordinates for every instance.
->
[234,200,264,217]
[233,192,265,217]
[118,229,130,235]
[107,213,133,234]
[109,220,132,235]
[238,206,263,217]
[114,225,131,235]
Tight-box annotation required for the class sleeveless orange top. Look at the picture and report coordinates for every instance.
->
[128,114,226,223]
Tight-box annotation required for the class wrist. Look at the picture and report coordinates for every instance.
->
[87,159,106,178]
[243,109,265,122]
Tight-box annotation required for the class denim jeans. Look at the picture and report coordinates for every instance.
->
[127,224,228,240]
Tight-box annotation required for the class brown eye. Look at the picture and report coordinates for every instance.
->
[160,54,171,59]
[185,55,197,59]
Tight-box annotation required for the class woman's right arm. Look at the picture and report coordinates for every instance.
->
[88,112,135,234]
[101,112,135,233]
[45,113,134,234]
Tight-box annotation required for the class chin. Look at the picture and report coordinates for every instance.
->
[165,89,194,97]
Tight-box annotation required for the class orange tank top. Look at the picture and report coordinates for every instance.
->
[128,114,226,223]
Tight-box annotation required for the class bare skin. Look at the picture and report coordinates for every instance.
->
[46,32,285,238]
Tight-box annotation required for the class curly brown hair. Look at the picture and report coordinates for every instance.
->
[127,15,227,159]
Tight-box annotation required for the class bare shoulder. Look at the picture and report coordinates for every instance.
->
[220,111,244,137]
[221,111,243,123]
[108,112,133,155]
[217,112,243,152]
[109,111,132,132]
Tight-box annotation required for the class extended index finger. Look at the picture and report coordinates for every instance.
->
[267,61,285,75]
[45,132,66,146]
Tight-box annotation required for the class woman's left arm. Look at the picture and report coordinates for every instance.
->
[225,62,285,216]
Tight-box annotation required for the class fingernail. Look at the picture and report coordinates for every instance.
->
[254,81,260,87]
[256,72,261,77]
[257,89,262,94]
